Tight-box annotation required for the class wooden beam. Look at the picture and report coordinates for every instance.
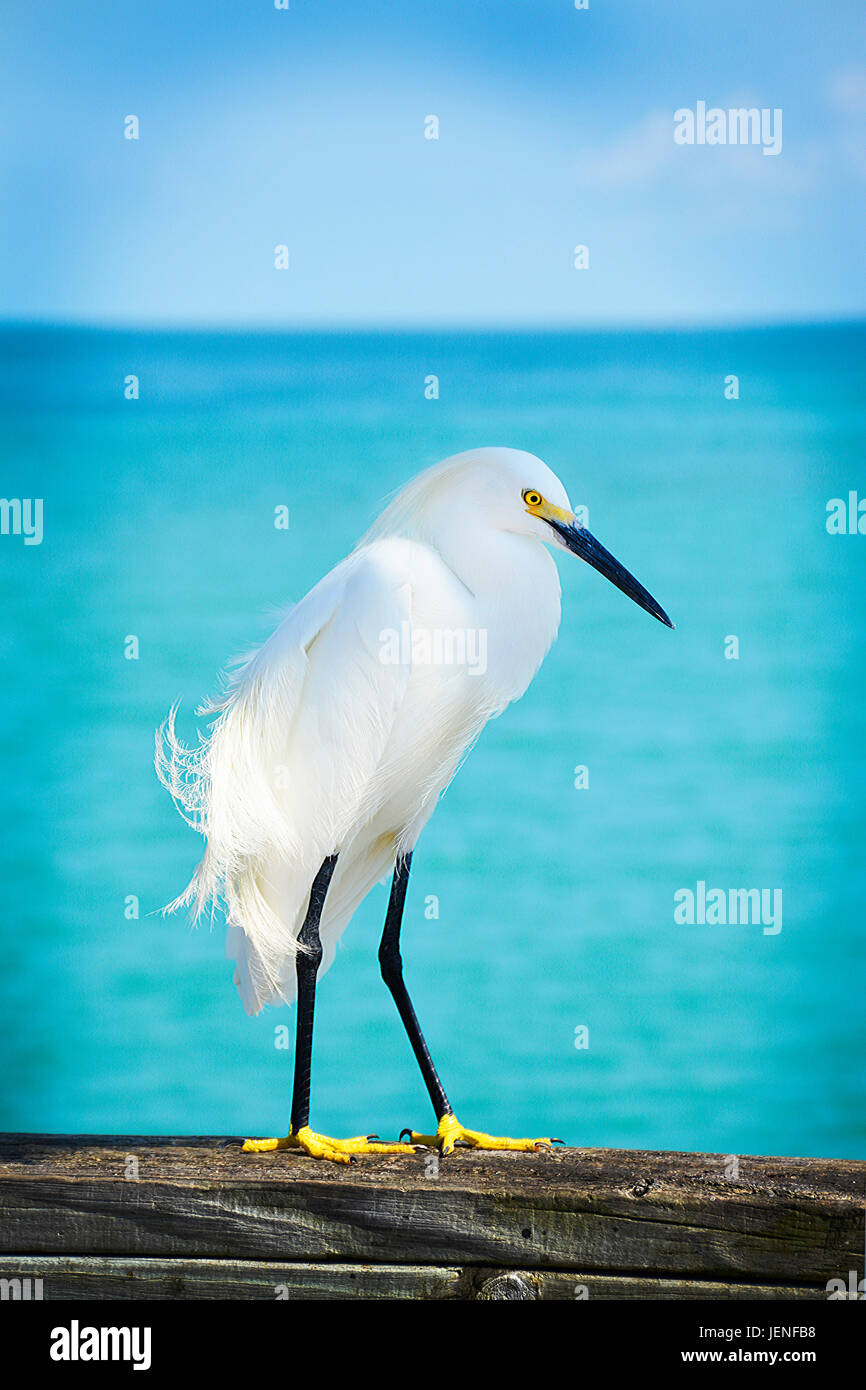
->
[1,1135,862,1299]
[0,1256,833,1301]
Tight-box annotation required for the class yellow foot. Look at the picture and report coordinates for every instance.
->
[401,1113,563,1157]
[242,1125,416,1165]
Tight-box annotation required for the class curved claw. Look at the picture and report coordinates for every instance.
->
[242,1127,415,1164]
[403,1114,562,1156]
[399,1128,413,1143]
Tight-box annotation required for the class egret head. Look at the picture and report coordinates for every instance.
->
[404,448,674,629]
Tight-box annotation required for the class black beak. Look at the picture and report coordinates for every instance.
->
[549,519,674,629]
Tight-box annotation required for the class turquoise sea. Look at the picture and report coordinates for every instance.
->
[0,323,863,1159]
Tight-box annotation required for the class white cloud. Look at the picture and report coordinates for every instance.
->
[827,67,866,116]
[573,112,676,189]
[571,99,866,235]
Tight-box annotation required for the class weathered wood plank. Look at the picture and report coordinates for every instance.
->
[0,1256,830,1301]
[0,1135,862,1287]
[0,1255,462,1300]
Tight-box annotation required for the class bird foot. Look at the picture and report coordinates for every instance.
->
[401,1112,564,1157]
[242,1125,416,1165]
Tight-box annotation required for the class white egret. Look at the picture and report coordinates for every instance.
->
[157,447,673,1162]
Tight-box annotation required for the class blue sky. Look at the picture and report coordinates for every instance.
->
[2,0,864,326]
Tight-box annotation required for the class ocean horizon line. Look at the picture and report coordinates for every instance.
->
[1,314,864,339]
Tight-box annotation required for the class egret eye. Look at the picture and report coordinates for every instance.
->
[523,490,543,508]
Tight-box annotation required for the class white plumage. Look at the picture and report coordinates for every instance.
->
[157,448,571,1013]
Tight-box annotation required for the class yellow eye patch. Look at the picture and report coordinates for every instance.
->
[522,489,575,525]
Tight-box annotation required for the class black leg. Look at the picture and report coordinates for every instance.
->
[378,852,452,1122]
[290,853,338,1134]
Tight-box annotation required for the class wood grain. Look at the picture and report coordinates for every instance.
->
[0,1255,832,1301]
[1,1135,862,1298]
